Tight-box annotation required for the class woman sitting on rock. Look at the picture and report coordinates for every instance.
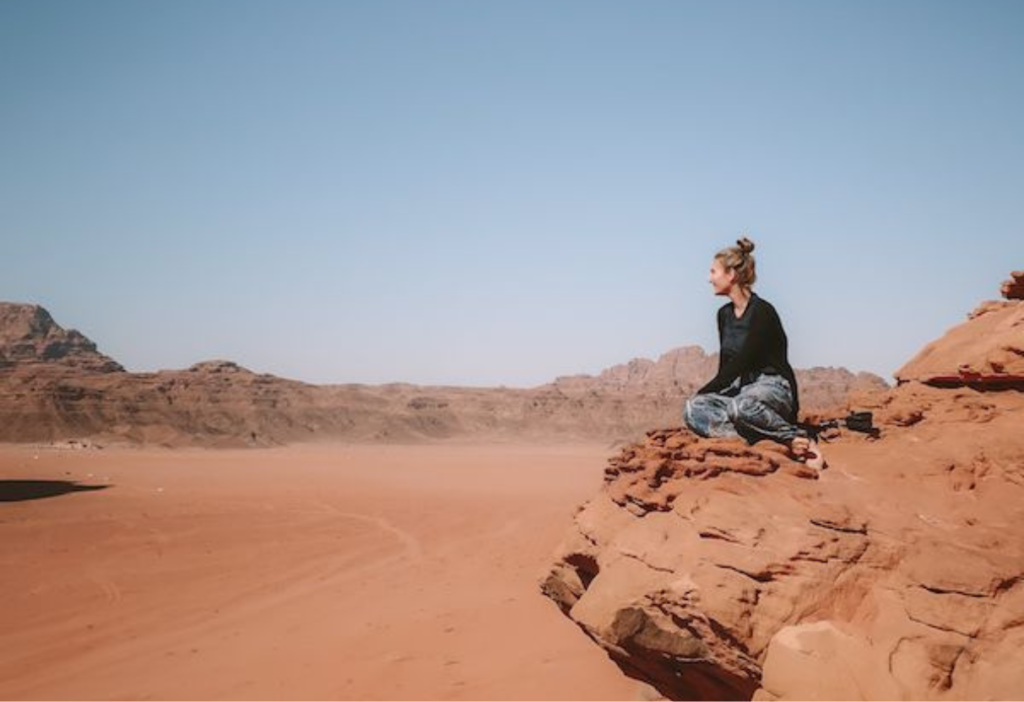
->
[684,236,826,470]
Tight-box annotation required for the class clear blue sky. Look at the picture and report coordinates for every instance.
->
[2,1,1021,387]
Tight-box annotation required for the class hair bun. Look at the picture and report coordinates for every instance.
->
[737,237,755,254]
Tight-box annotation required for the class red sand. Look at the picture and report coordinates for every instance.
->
[0,443,645,700]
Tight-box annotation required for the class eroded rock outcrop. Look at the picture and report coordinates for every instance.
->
[542,289,1024,700]
[1000,270,1024,300]
[0,303,123,373]
[896,296,1023,388]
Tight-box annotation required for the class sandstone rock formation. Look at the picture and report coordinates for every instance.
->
[896,298,1023,388]
[552,347,719,393]
[541,291,1024,700]
[1000,270,1024,300]
[0,303,123,373]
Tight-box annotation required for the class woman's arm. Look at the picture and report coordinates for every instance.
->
[714,306,725,374]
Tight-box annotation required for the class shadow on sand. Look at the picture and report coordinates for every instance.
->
[0,479,110,503]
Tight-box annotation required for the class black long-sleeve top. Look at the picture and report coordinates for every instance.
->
[697,292,801,421]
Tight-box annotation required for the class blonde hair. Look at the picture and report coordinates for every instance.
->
[715,236,757,290]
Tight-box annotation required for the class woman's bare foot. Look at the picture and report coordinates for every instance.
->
[789,436,827,470]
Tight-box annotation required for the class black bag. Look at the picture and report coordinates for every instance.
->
[798,411,880,441]
[845,411,879,436]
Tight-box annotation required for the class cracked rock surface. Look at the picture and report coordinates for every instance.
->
[541,298,1024,700]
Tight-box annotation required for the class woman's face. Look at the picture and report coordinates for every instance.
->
[709,259,735,296]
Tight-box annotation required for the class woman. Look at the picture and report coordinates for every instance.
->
[684,237,826,470]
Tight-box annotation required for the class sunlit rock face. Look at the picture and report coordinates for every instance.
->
[896,297,1024,389]
[541,283,1024,701]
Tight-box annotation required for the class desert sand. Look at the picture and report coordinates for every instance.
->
[3,285,1020,700]
[0,442,648,701]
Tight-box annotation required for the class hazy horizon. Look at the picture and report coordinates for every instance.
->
[3,1,1022,387]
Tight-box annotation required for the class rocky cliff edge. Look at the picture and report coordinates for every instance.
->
[540,290,1024,700]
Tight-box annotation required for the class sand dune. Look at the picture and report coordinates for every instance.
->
[0,442,649,700]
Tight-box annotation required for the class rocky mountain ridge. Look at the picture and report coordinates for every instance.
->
[0,303,123,373]
[0,301,887,447]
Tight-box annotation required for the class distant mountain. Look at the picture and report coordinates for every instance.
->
[0,303,123,373]
[545,345,888,412]
[0,302,888,447]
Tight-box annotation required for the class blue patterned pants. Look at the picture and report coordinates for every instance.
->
[684,372,805,444]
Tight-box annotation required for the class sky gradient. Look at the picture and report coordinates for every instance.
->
[2,0,1022,387]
